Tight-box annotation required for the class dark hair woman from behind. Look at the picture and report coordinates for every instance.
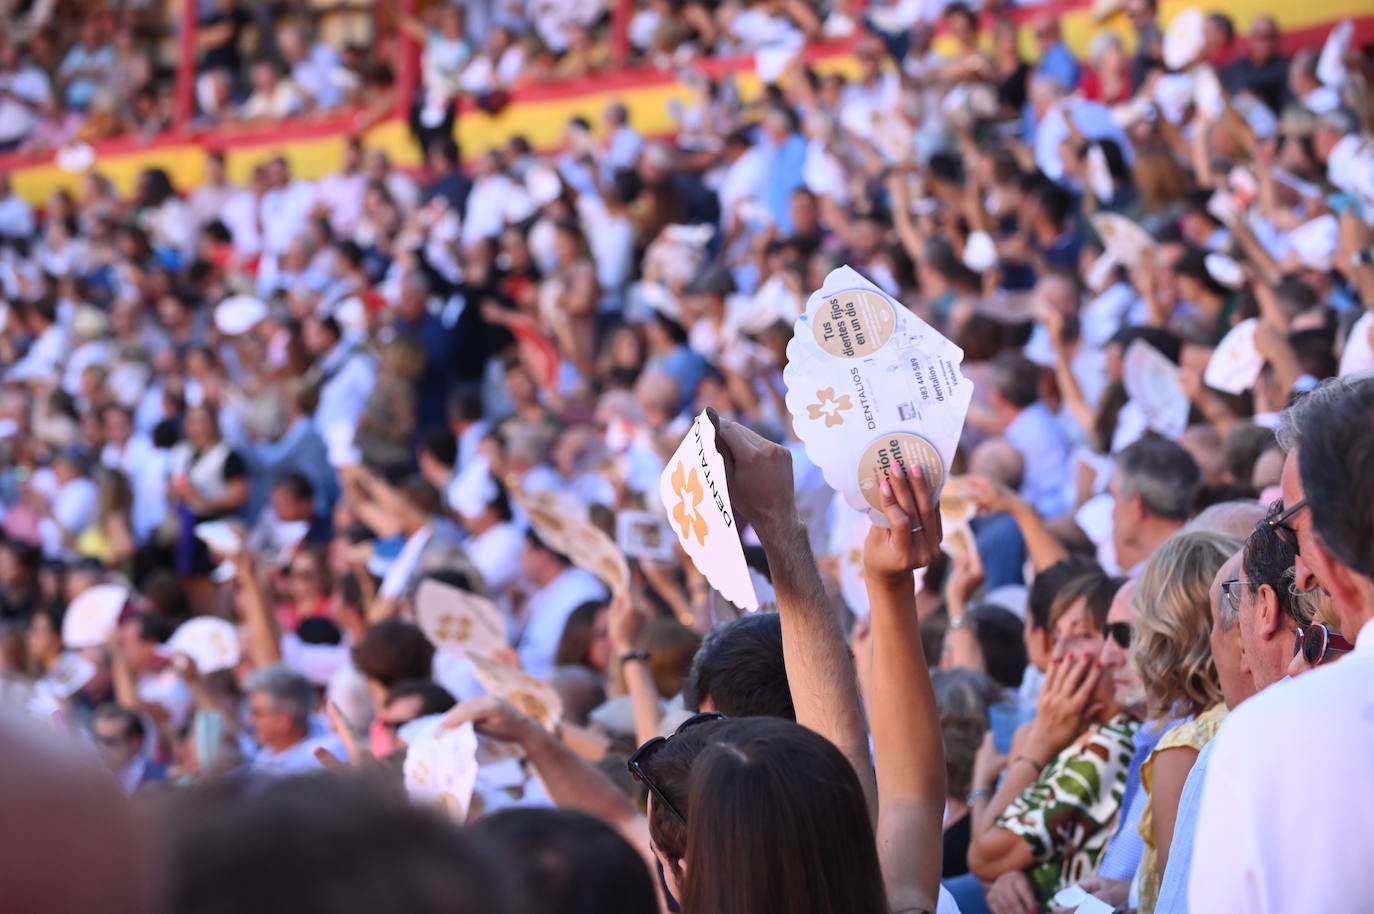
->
[679,717,889,914]
[469,807,658,914]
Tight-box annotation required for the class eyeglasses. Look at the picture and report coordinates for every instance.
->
[1104,621,1132,649]
[1266,499,1308,554]
[1294,622,1354,665]
[627,711,725,824]
[1221,579,1258,613]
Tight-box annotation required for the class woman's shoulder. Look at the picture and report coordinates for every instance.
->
[1155,703,1228,754]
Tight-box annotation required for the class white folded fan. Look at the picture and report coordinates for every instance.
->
[1204,318,1264,394]
[1340,312,1374,377]
[1091,212,1157,270]
[194,520,243,556]
[214,295,269,337]
[962,230,998,272]
[1204,253,1245,289]
[61,584,130,649]
[165,617,241,674]
[1163,8,1206,71]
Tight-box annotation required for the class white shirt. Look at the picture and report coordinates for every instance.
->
[0,190,36,239]
[38,475,97,560]
[101,435,170,543]
[240,80,304,121]
[577,195,634,294]
[518,567,608,679]
[260,180,317,255]
[187,181,238,230]
[313,171,366,238]
[252,732,346,777]
[717,146,770,229]
[1189,616,1374,914]
[0,64,52,145]
[313,342,376,444]
[464,521,524,602]
[10,322,69,382]
[462,173,519,247]
[219,189,264,256]
[1004,402,1072,518]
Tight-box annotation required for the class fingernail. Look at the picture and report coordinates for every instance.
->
[913,464,924,480]
[892,462,906,479]
[880,478,893,496]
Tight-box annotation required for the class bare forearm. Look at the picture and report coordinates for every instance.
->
[760,514,878,818]
[1009,500,1069,572]
[868,574,944,910]
[622,658,664,749]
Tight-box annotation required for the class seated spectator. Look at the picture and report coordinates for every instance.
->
[244,663,345,775]
[237,59,304,122]
[1130,530,1238,914]
[279,24,353,112]
[1221,16,1288,115]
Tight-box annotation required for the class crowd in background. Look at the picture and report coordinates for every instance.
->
[1,3,1374,914]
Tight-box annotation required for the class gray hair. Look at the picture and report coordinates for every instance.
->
[1274,373,1374,581]
[1114,437,1202,522]
[246,664,314,734]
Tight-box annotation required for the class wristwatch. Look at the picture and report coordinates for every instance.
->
[948,615,975,631]
[619,650,651,668]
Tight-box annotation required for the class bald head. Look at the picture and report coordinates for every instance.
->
[1185,500,1267,540]
[969,438,1026,491]
[0,710,151,914]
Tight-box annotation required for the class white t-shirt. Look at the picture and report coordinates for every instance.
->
[464,521,524,602]
[0,65,52,145]
[517,567,608,680]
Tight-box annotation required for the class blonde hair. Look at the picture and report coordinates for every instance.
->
[1130,530,1241,721]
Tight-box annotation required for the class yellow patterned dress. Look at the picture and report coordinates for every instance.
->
[1135,702,1229,913]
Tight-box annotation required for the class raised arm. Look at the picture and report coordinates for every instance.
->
[962,476,1069,573]
[443,697,652,860]
[712,410,879,821]
[865,463,946,914]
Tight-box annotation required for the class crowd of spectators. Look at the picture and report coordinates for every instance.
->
[1,3,1374,914]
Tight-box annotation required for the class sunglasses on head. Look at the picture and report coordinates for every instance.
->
[1294,622,1353,665]
[1265,499,1308,555]
[1104,621,1131,649]
[627,711,725,824]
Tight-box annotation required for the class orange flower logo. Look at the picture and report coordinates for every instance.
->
[670,461,710,547]
[435,613,473,644]
[807,387,853,427]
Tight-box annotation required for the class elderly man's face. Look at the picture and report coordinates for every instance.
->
[1280,453,1323,594]
[1209,552,1253,707]
[248,692,295,747]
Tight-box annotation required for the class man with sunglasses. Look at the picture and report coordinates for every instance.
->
[1190,375,1374,914]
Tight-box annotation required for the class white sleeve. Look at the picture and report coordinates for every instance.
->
[1188,724,1265,913]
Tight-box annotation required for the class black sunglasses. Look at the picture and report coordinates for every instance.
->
[1104,621,1131,649]
[1294,622,1354,665]
[1266,499,1308,555]
[627,712,725,824]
